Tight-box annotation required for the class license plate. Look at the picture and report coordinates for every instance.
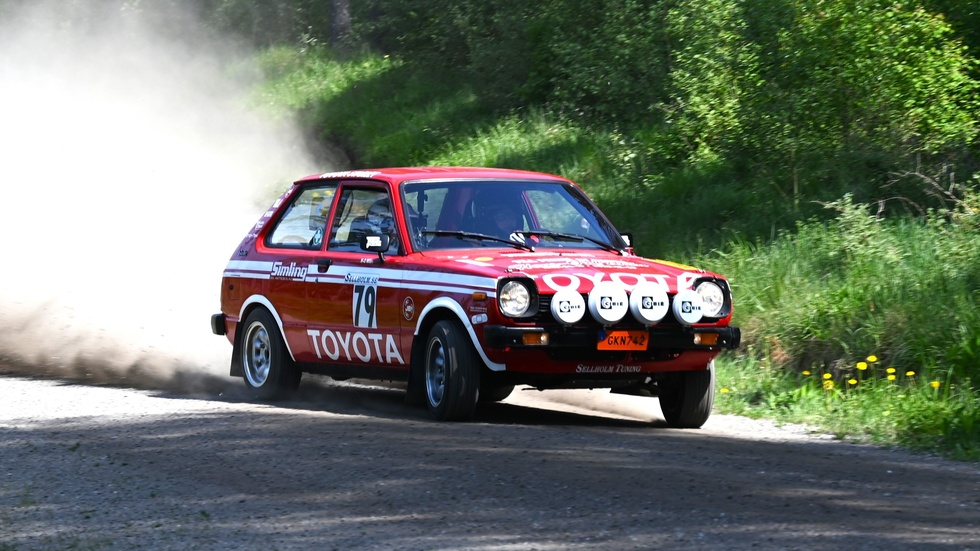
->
[597,330,648,351]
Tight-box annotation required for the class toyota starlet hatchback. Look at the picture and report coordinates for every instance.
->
[212,167,740,427]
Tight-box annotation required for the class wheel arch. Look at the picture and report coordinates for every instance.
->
[412,297,505,372]
[230,295,295,377]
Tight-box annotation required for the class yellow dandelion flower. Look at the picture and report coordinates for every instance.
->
[857,362,868,370]
[887,374,896,381]
[905,371,916,377]
[867,355,878,363]
[886,367,896,374]
[822,373,832,380]
[930,381,940,389]
[848,378,858,385]
[802,370,811,376]
[720,388,730,393]
[823,380,835,390]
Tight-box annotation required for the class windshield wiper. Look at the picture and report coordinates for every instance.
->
[421,230,535,252]
[523,230,624,254]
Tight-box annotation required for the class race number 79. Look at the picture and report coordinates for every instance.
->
[353,284,377,328]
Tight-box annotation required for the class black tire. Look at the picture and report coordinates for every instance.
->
[424,320,481,420]
[240,309,301,400]
[658,361,715,428]
[479,382,515,403]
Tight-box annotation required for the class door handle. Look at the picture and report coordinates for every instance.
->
[317,258,332,273]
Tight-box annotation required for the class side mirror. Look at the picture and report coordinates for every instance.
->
[360,233,391,262]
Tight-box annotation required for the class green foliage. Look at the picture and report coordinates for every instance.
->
[199,0,334,47]
[703,190,980,458]
[231,1,980,459]
[716,192,980,374]
[715,357,980,460]
[530,0,673,125]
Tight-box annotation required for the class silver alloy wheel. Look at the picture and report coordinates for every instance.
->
[425,338,447,407]
[243,320,272,387]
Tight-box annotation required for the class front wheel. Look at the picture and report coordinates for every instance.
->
[658,361,715,428]
[240,309,301,400]
[424,320,481,420]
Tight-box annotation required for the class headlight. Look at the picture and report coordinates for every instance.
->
[499,280,532,317]
[696,281,725,318]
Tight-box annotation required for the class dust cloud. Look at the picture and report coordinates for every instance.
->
[0,3,659,422]
[0,2,331,391]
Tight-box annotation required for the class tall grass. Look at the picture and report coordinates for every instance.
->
[705,196,980,459]
[251,47,980,460]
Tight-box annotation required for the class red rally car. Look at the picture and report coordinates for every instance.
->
[211,167,740,427]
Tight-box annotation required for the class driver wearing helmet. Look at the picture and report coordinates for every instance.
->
[366,196,400,252]
[477,193,525,242]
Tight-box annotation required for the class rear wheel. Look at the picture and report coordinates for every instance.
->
[240,309,301,400]
[424,320,480,420]
[658,361,715,428]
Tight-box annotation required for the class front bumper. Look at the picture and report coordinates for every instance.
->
[484,324,741,352]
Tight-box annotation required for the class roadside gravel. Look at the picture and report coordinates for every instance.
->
[2,372,978,550]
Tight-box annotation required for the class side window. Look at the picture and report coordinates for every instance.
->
[266,185,337,249]
[328,188,399,253]
[402,186,448,250]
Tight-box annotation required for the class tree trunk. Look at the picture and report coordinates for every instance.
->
[330,0,353,56]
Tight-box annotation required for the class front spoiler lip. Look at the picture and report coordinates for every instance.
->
[484,324,741,351]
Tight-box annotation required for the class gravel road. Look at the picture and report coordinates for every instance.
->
[2,370,978,550]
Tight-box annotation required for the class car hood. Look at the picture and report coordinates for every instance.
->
[416,249,717,294]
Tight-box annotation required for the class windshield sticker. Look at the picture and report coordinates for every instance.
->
[318,170,381,179]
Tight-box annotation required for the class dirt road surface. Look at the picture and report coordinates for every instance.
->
[2,371,978,550]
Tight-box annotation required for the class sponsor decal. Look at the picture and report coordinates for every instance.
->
[365,235,383,248]
[557,300,579,313]
[508,256,645,272]
[599,295,625,310]
[319,170,381,179]
[471,313,488,325]
[551,288,586,325]
[402,296,415,321]
[575,364,642,374]
[306,329,405,364]
[345,273,380,285]
[270,262,308,281]
[537,271,706,293]
[643,297,665,309]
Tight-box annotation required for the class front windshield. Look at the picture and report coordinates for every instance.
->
[401,180,625,252]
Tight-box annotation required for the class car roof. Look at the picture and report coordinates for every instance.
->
[294,166,572,186]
